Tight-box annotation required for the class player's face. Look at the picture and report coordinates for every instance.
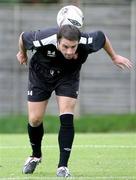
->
[58,38,79,60]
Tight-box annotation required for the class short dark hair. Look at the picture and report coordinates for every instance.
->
[57,25,81,42]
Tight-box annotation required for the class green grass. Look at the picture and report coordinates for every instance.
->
[0,133,136,179]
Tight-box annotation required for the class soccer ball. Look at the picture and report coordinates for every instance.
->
[57,5,84,29]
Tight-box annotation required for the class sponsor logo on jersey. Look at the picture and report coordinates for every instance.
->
[50,70,55,76]
[47,50,56,57]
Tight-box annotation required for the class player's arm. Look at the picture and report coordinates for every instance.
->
[85,31,132,69]
[103,36,132,69]
[16,32,28,65]
[16,30,40,65]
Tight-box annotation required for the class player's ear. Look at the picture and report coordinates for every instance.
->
[56,40,60,50]
[57,39,61,46]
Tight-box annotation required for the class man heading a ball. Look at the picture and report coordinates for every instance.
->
[16,5,132,177]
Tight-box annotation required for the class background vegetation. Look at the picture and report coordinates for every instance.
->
[0,0,59,3]
[0,114,136,133]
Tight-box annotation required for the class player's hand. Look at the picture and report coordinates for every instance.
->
[16,51,28,65]
[112,54,133,69]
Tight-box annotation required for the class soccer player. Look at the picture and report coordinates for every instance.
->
[16,24,132,177]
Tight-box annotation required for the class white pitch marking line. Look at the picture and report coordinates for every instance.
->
[0,144,136,149]
[0,176,136,180]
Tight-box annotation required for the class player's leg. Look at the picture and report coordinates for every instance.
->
[23,100,48,174]
[28,101,48,158]
[56,96,77,177]
[55,72,79,177]
[22,59,53,173]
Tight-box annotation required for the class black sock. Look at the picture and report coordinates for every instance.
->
[28,123,44,158]
[58,114,74,167]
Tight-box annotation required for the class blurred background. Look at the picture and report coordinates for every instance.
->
[0,0,136,133]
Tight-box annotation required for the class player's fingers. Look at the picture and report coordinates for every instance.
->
[128,62,133,68]
[125,62,133,69]
[125,59,133,67]
[23,62,27,66]
[19,59,26,65]
[117,64,125,69]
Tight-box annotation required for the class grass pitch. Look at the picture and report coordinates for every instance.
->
[0,133,136,180]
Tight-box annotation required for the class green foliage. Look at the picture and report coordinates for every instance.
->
[0,0,18,3]
[0,114,136,133]
[0,0,59,3]
[75,114,136,133]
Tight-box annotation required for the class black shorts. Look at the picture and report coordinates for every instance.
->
[28,65,80,102]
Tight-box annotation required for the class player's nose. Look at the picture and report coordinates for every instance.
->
[66,48,74,55]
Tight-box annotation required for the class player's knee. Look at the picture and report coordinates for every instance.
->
[29,114,43,127]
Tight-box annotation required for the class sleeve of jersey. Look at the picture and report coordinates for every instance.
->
[22,28,57,50]
[87,31,106,53]
[22,31,37,50]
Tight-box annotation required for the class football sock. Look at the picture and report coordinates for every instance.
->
[28,123,44,158]
[58,113,74,167]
